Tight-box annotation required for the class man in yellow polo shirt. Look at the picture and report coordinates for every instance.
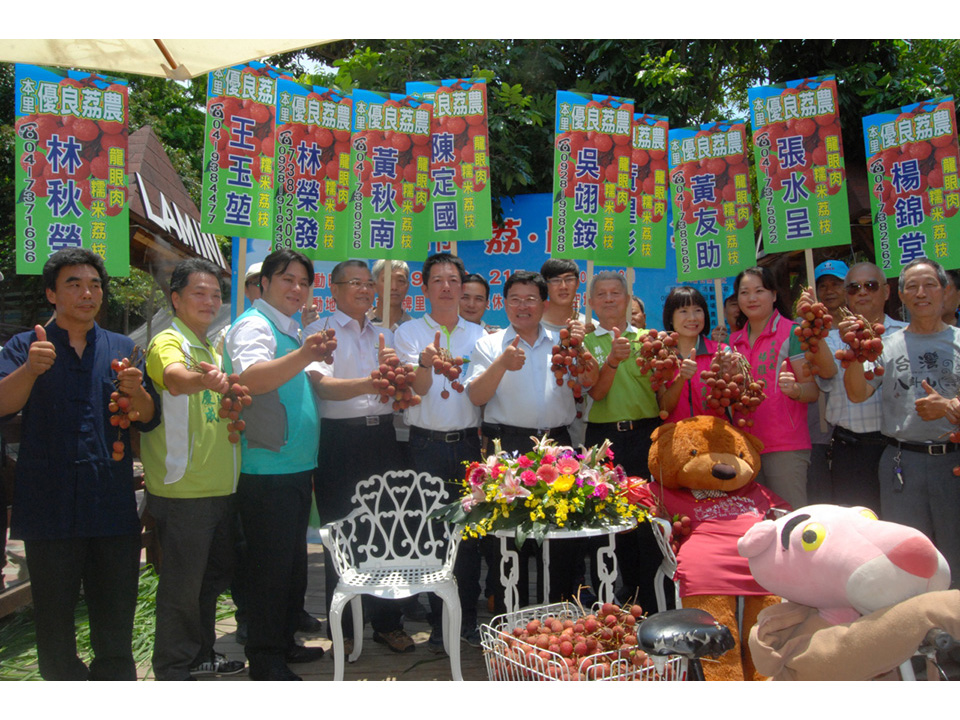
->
[142,258,244,680]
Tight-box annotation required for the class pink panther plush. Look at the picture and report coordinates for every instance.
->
[738,504,960,680]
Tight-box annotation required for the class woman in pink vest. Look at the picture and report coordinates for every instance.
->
[728,266,818,509]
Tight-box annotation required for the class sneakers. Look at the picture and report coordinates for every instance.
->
[460,625,482,648]
[189,652,246,677]
[372,628,416,654]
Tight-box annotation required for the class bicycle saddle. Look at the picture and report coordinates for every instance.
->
[636,608,735,659]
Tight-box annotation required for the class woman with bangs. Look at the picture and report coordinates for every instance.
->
[657,286,728,424]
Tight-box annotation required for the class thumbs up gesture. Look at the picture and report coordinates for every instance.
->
[678,346,698,380]
[607,327,631,367]
[500,335,526,371]
[377,332,398,366]
[916,378,951,421]
[419,331,443,370]
[27,324,56,377]
[778,359,802,400]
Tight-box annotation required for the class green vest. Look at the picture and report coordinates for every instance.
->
[583,329,658,423]
[224,306,319,475]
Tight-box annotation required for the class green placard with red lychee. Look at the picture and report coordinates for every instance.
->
[14,64,130,276]
[748,75,852,253]
[273,79,351,260]
[347,88,432,261]
[668,120,756,282]
[552,91,635,264]
[406,78,492,242]
[628,113,670,268]
[201,62,280,241]
[862,97,960,277]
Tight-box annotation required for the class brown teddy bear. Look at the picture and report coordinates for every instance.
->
[633,415,790,681]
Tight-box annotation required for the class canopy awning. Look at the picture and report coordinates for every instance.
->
[0,39,334,79]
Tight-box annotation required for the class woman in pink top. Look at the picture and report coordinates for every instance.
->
[658,286,726,423]
[728,267,819,509]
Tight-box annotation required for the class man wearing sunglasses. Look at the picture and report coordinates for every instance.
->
[806,261,907,514]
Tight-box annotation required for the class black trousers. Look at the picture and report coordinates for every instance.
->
[830,428,887,515]
[585,417,662,614]
[24,534,141,680]
[236,470,312,670]
[315,417,406,636]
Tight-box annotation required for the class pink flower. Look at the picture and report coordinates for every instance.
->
[516,455,535,469]
[590,482,610,500]
[605,448,615,460]
[541,453,556,465]
[461,485,486,512]
[520,470,537,487]
[536,465,559,485]
[556,457,580,475]
[468,466,487,487]
[495,468,531,503]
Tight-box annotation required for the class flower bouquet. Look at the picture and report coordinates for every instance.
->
[434,435,648,547]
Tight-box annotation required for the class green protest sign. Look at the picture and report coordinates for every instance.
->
[669,120,756,281]
[628,112,670,268]
[14,63,130,276]
[749,75,852,253]
[863,97,960,276]
[552,91,635,264]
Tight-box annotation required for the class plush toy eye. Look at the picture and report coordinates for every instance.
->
[800,522,826,551]
[739,452,745,459]
[690,449,697,456]
[859,509,878,521]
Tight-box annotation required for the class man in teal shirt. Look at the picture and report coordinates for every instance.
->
[224,249,329,681]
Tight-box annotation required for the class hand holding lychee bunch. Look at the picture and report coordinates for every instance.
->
[551,321,591,400]
[635,329,681,392]
[371,355,421,410]
[304,328,337,365]
[835,308,885,380]
[432,347,466,398]
[670,514,692,556]
[793,291,833,372]
[108,349,144,461]
[700,349,766,427]
[218,376,252,444]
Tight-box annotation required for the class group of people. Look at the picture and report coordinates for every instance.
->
[2,244,959,683]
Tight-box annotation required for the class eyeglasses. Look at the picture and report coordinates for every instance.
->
[845,281,881,294]
[506,296,542,308]
[547,275,579,287]
[333,280,376,290]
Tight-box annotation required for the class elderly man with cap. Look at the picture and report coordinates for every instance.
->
[805,259,848,504]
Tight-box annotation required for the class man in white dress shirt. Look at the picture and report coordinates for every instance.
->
[308,259,414,654]
[393,253,485,649]
[466,270,598,606]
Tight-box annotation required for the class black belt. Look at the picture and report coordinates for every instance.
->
[482,422,566,439]
[410,426,476,444]
[884,435,960,455]
[587,419,652,433]
[322,415,388,427]
[833,427,886,446]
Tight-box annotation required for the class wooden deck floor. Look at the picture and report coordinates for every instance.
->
[142,539,495,682]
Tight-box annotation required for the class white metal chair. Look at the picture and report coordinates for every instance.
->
[319,470,463,681]
[649,517,682,613]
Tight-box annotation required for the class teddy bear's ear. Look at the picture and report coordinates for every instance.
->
[647,422,676,482]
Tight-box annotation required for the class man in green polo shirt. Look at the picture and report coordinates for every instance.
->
[142,258,244,680]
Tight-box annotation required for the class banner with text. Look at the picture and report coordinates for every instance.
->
[14,64,130,276]
[863,97,960,276]
[669,120,755,281]
[274,80,351,260]
[552,91,635,264]
[202,62,280,240]
[629,112,670,268]
[749,75,851,253]
[406,78,492,241]
[348,89,432,260]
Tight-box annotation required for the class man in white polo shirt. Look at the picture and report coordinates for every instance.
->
[466,270,598,608]
[393,253,485,650]
[309,259,413,654]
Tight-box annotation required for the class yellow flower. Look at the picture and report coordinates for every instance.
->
[553,474,576,492]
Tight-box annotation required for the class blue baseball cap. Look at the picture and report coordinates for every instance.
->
[814,260,849,282]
